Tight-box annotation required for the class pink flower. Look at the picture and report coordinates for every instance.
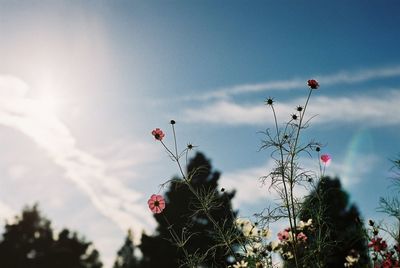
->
[297,232,307,242]
[148,194,166,214]
[307,79,319,89]
[320,154,331,165]
[278,229,291,241]
[151,128,165,141]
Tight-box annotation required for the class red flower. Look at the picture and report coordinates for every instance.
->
[148,194,166,214]
[320,154,331,165]
[151,128,165,141]
[368,237,388,252]
[307,79,319,89]
[382,259,392,268]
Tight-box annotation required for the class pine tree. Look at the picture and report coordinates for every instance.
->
[114,229,138,268]
[0,204,103,268]
[138,152,237,267]
[290,176,369,267]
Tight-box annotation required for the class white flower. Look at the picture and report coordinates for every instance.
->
[298,219,313,230]
[243,225,259,237]
[270,240,281,252]
[344,252,360,266]
[235,218,252,231]
[233,260,248,268]
[245,242,263,257]
[282,251,294,260]
[235,218,259,237]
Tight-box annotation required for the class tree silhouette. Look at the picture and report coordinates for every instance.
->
[0,204,103,268]
[138,152,237,267]
[288,176,369,267]
[113,229,138,268]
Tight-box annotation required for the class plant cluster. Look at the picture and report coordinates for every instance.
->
[147,79,396,267]
[367,220,399,267]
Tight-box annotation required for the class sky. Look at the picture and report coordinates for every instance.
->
[0,0,400,266]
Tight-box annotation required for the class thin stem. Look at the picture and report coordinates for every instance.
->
[162,130,238,263]
[172,124,179,158]
[271,104,299,268]
[160,140,187,179]
[318,151,322,178]
[271,105,294,227]
[162,214,193,267]
[289,89,313,232]
[284,88,313,267]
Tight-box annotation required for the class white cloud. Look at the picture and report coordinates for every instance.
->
[222,161,308,207]
[8,164,29,180]
[182,90,400,127]
[221,154,378,206]
[0,75,29,98]
[326,154,380,188]
[184,65,400,101]
[0,200,16,221]
[222,165,272,207]
[94,139,161,181]
[0,75,154,236]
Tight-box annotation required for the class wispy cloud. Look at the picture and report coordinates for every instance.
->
[183,65,400,101]
[222,154,378,206]
[0,75,154,234]
[182,90,400,127]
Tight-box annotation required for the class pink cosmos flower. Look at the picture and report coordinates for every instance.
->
[148,194,166,214]
[297,232,307,242]
[151,128,165,141]
[307,79,319,89]
[278,229,291,241]
[320,154,331,165]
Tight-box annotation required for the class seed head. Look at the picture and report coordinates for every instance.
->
[265,97,274,106]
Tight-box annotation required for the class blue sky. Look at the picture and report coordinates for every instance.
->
[0,0,400,266]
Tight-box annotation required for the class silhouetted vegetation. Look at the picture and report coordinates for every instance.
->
[113,229,139,268]
[138,152,237,267]
[290,176,369,267]
[0,204,102,268]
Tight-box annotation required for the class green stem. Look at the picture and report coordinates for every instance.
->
[271,105,299,268]
[162,132,237,263]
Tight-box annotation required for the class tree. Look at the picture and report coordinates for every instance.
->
[291,176,369,267]
[0,204,103,268]
[113,229,138,268]
[138,152,237,267]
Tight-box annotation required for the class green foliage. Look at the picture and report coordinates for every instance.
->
[138,152,237,267]
[293,177,369,267]
[0,204,102,268]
